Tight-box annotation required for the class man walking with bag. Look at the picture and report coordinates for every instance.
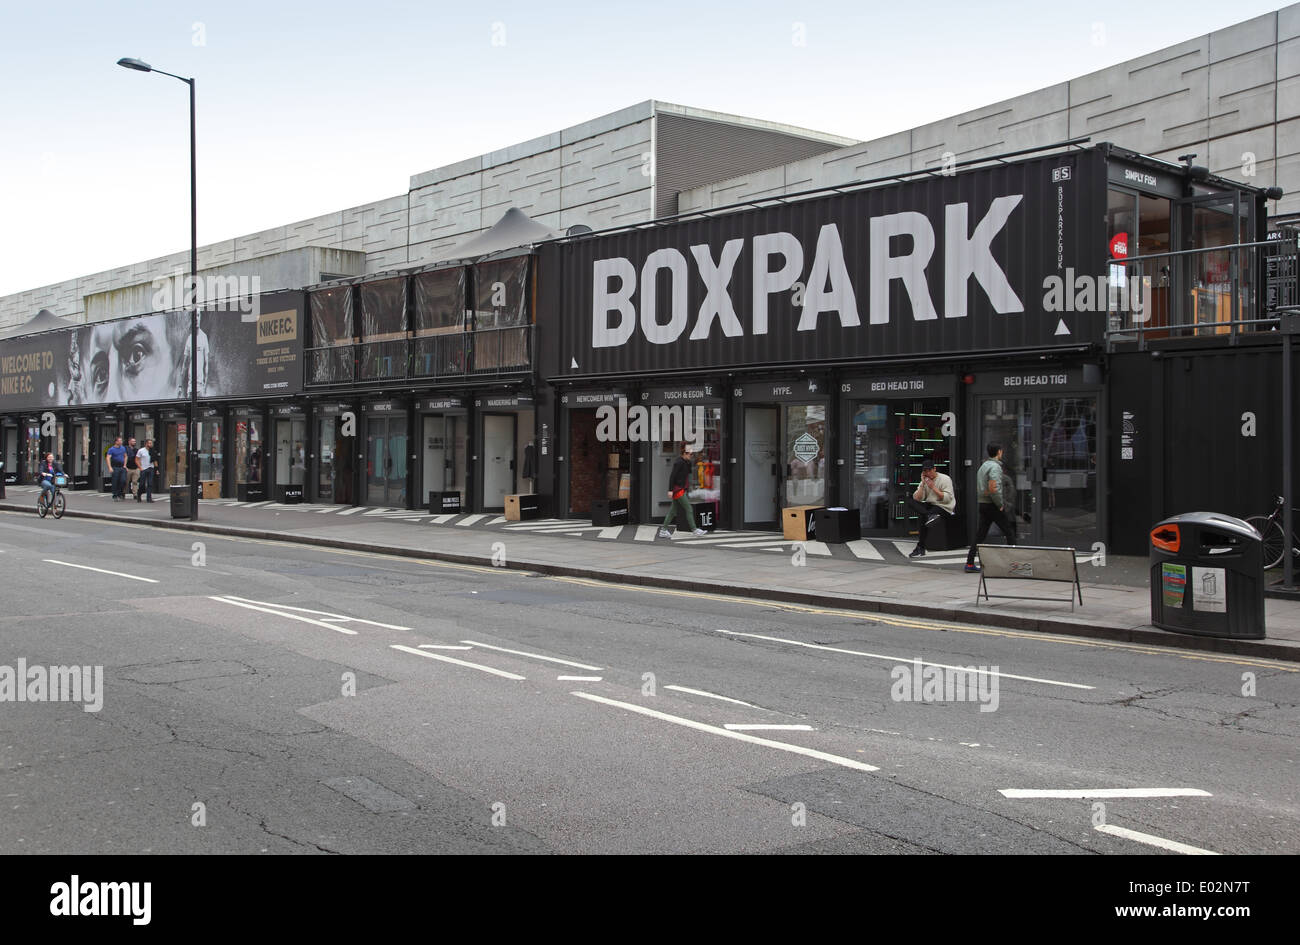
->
[965,442,1017,573]
[658,444,706,539]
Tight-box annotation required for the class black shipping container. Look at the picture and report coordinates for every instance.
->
[541,147,1108,380]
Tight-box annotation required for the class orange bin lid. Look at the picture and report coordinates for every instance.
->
[1150,523,1181,553]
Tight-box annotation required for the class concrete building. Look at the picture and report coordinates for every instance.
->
[681,7,1300,215]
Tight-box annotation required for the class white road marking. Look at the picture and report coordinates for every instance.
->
[634,525,660,542]
[429,514,457,524]
[457,514,489,527]
[557,675,602,681]
[486,516,507,525]
[598,526,624,540]
[1000,788,1211,799]
[846,539,884,560]
[390,644,525,680]
[43,559,158,583]
[208,596,358,634]
[0,522,88,537]
[801,541,832,556]
[335,506,364,516]
[572,692,878,772]
[418,644,473,650]
[710,629,1094,690]
[219,596,412,630]
[1094,823,1220,855]
[723,724,815,731]
[664,685,758,708]
[460,640,602,671]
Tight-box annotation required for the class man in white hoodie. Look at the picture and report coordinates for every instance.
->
[906,458,956,559]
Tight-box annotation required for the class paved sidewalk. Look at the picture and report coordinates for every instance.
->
[3,486,1297,662]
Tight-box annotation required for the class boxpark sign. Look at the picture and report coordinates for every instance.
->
[546,149,1106,376]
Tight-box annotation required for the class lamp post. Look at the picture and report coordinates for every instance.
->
[116,57,200,520]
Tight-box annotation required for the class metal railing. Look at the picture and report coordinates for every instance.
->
[1104,237,1297,349]
[305,325,532,387]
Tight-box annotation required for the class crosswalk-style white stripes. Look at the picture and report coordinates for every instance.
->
[9,485,959,565]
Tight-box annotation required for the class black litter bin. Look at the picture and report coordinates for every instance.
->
[170,486,191,520]
[1150,512,1265,639]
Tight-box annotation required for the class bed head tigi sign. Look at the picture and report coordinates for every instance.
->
[551,152,1104,375]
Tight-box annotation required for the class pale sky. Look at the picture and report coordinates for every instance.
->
[0,0,1292,297]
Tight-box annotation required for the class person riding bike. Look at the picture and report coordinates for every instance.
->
[37,452,63,500]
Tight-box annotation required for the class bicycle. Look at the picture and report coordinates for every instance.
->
[36,474,67,519]
[1246,495,1299,570]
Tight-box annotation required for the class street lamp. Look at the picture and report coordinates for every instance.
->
[117,57,200,520]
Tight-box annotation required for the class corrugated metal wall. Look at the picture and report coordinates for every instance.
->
[545,147,1107,380]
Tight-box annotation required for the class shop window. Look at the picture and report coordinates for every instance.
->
[359,277,408,381]
[472,257,530,372]
[412,267,467,378]
[233,418,263,485]
[308,285,354,384]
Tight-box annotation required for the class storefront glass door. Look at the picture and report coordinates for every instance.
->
[98,421,119,489]
[197,419,223,490]
[422,415,466,502]
[1040,396,1098,546]
[233,417,264,491]
[743,406,779,526]
[851,404,891,530]
[783,404,826,508]
[163,421,188,492]
[977,395,1098,546]
[71,423,90,484]
[482,414,515,509]
[318,418,336,502]
[3,426,19,482]
[366,416,407,507]
[24,420,40,483]
[276,418,307,488]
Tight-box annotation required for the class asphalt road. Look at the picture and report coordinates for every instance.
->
[1,509,1296,855]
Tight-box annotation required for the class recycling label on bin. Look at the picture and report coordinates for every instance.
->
[1192,567,1227,613]
[1161,563,1186,607]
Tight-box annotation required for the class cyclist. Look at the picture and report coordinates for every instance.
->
[37,452,64,502]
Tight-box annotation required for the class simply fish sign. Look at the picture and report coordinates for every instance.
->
[553,150,1104,375]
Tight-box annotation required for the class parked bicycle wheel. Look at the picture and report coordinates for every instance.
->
[53,492,66,519]
[36,492,48,518]
[1247,515,1285,569]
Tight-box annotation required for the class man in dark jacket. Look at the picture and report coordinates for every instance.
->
[658,444,706,538]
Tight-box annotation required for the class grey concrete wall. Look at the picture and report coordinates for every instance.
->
[681,6,1300,218]
[82,247,366,322]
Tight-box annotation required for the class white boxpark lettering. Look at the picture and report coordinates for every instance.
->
[591,196,1025,348]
